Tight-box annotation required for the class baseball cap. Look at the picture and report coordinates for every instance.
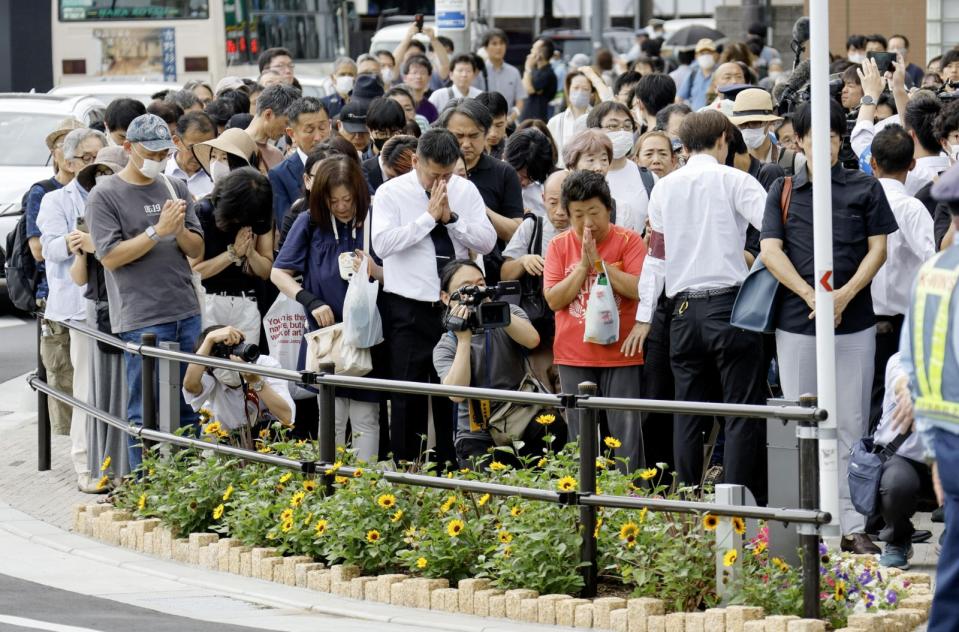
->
[695,39,717,53]
[352,74,385,104]
[338,101,369,134]
[214,76,246,95]
[45,117,85,151]
[125,113,176,151]
[76,146,129,191]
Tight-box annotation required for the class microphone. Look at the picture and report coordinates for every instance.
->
[785,60,811,94]
[791,16,810,46]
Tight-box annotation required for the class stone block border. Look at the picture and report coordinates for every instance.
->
[73,504,933,631]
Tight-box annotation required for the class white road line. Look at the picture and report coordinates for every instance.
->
[0,316,30,329]
[0,614,104,632]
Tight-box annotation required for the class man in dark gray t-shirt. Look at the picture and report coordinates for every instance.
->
[86,113,205,472]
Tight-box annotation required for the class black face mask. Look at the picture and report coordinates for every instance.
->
[372,136,389,151]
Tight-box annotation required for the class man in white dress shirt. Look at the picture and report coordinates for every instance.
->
[869,125,936,427]
[371,129,497,466]
[624,109,769,501]
[165,111,216,200]
[428,53,483,114]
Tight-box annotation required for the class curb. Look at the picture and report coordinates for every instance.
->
[72,504,934,632]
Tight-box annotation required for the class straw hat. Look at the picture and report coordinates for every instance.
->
[728,88,783,125]
[695,38,717,53]
[76,146,129,191]
[44,117,85,151]
[191,128,257,175]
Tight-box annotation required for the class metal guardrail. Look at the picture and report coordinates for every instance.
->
[31,317,830,618]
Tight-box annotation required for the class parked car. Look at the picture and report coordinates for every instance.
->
[369,18,489,55]
[0,93,105,300]
[49,81,181,106]
[537,28,637,62]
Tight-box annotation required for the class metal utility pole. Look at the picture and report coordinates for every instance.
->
[590,0,604,52]
[435,0,472,55]
[742,0,763,38]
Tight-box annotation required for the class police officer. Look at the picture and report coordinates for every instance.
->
[897,161,959,630]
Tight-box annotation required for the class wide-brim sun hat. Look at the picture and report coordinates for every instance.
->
[191,127,257,175]
[76,145,129,191]
[728,88,783,125]
[44,117,85,151]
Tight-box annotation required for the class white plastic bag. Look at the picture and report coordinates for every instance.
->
[583,262,620,345]
[342,256,383,349]
[262,293,313,399]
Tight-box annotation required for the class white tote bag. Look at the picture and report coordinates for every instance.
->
[262,292,314,399]
[305,323,372,377]
[583,262,620,345]
[342,256,383,349]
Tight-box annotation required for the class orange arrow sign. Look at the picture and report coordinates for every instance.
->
[820,271,833,292]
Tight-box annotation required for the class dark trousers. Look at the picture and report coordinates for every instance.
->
[383,292,455,467]
[870,314,905,433]
[641,295,675,469]
[878,454,934,546]
[930,428,959,631]
[669,291,767,503]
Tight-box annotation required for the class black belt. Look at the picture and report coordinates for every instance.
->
[673,286,739,301]
[384,291,443,309]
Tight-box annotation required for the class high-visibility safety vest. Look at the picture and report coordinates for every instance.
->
[911,245,959,423]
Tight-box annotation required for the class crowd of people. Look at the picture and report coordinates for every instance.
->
[21,21,959,584]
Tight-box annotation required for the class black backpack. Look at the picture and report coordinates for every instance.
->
[5,179,58,312]
[518,214,555,339]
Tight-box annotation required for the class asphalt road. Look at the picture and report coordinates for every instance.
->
[0,312,35,383]
[0,573,265,632]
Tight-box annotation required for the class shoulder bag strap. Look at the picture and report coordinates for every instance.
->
[780,176,793,225]
[159,174,180,202]
[880,429,914,461]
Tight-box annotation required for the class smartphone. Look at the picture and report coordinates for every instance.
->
[76,217,88,233]
[414,13,424,32]
[868,51,896,75]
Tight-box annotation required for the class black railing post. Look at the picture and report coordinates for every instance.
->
[317,362,336,467]
[141,333,158,454]
[37,316,51,471]
[577,381,598,598]
[798,393,821,620]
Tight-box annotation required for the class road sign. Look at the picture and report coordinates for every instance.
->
[436,0,467,30]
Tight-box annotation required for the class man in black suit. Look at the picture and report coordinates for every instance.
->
[361,97,407,193]
[268,97,330,228]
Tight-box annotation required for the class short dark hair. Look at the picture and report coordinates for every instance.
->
[474,91,509,119]
[304,138,354,176]
[407,39,427,54]
[935,99,959,141]
[307,156,370,233]
[561,169,613,212]
[380,135,418,175]
[842,64,862,86]
[402,54,433,77]
[613,71,643,97]
[147,100,183,125]
[205,98,235,128]
[904,91,944,154]
[373,49,395,64]
[165,89,200,111]
[218,89,251,118]
[634,74,677,116]
[226,113,254,132]
[846,35,866,50]
[256,83,301,116]
[258,47,292,73]
[792,100,846,140]
[505,128,555,184]
[678,109,730,152]
[437,35,455,53]
[211,166,273,233]
[655,103,691,131]
[536,37,556,59]
[942,49,959,70]
[385,85,415,103]
[482,28,508,48]
[450,53,477,73]
[889,34,910,48]
[105,98,146,133]
[871,124,915,173]
[440,259,484,293]
[725,123,747,164]
[176,110,215,137]
[865,34,888,50]
[436,97,493,133]
[366,96,406,132]
[286,97,327,126]
[586,101,635,130]
[416,128,462,166]
[747,22,766,38]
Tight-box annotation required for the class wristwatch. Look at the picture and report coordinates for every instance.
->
[250,378,264,392]
[144,225,160,242]
[444,212,459,225]
[860,95,877,107]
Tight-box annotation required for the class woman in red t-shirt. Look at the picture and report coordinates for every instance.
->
[543,170,647,472]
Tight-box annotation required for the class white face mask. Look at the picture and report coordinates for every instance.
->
[335,75,355,95]
[848,53,866,64]
[697,54,716,71]
[568,90,591,109]
[381,67,393,85]
[741,127,768,149]
[210,160,231,183]
[133,146,167,180]
[607,130,634,160]
[212,368,243,388]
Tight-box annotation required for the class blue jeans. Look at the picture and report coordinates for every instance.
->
[119,315,201,472]
[930,427,959,631]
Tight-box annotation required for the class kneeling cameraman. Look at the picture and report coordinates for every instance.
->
[183,326,294,444]
[433,260,567,469]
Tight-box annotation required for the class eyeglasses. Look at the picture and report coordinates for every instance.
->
[270,62,295,71]
[602,122,634,132]
[75,153,98,165]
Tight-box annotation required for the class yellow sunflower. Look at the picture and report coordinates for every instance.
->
[100,456,111,472]
[488,461,507,472]
[702,514,719,531]
[753,540,767,556]
[510,506,523,517]
[279,472,293,484]
[390,509,404,523]
[723,549,738,567]
[353,468,364,478]
[639,507,648,523]
[324,461,343,475]
[280,508,294,522]
[535,413,555,426]
[638,468,658,481]
[834,579,846,601]
[732,516,746,535]
[95,475,110,491]
[281,518,294,533]
[303,480,318,492]
[771,557,790,572]
[502,546,512,558]
[314,519,328,536]
[222,484,234,501]
[377,493,397,510]
[619,522,640,542]
[212,504,225,520]
[258,427,270,439]
[440,495,457,513]
[537,457,548,468]
[498,530,513,544]
[203,421,222,436]
[446,519,465,537]
[290,491,306,508]
[366,529,381,543]
[603,436,622,449]
[477,493,490,507]
[137,493,146,511]
[416,557,428,569]
[557,476,577,492]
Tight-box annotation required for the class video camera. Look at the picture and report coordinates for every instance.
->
[211,341,260,363]
[444,281,521,332]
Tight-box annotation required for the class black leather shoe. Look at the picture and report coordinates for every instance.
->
[912,529,933,544]
[932,507,945,523]
[840,533,882,555]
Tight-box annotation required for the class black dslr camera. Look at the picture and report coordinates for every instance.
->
[445,281,521,332]
[211,340,260,362]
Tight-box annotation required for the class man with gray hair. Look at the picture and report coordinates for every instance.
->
[36,126,107,492]
[356,53,381,76]
[321,56,358,118]
[164,89,202,113]
[245,83,301,171]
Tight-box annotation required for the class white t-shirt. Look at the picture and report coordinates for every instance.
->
[522,182,546,217]
[183,355,295,430]
[606,160,653,235]
[502,214,560,260]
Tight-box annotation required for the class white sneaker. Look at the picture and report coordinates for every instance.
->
[77,474,107,494]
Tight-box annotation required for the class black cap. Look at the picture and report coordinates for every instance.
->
[352,74,385,104]
[338,101,368,133]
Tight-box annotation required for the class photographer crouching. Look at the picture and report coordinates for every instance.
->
[433,260,567,470]
[183,325,294,447]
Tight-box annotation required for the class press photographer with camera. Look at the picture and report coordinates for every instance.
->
[433,260,565,469]
[183,326,294,443]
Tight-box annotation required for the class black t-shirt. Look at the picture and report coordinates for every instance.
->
[196,198,271,295]
[745,157,787,255]
[760,163,898,336]
[520,65,557,122]
[466,153,525,284]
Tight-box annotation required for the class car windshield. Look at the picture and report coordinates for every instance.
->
[0,113,68,166]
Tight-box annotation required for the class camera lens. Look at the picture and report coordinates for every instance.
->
[233,343,260,362]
